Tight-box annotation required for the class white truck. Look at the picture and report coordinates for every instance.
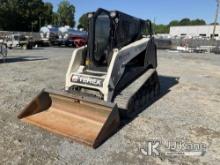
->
[40,25,59,45]
[5,34,34,49]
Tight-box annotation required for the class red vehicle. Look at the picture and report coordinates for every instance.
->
[57,27,88,48]
[68,35,87,48]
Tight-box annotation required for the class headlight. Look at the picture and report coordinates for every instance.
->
[88,13,93,18]
[110,11,117,18]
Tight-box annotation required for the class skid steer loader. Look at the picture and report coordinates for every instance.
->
[18,8,160,148]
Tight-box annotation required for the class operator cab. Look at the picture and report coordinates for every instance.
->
[85,8,152,72]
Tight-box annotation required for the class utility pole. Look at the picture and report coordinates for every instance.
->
[212,0,220,39]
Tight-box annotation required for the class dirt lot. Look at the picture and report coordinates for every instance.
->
[0,48,220,165]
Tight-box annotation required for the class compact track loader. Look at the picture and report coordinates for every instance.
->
[18,8,160,148]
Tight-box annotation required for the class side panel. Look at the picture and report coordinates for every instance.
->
[108,38,150,87]
[104,38,150,101]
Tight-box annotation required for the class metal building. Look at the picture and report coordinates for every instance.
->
[170,25,220,38]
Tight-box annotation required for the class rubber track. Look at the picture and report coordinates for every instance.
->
[113,69,160,117]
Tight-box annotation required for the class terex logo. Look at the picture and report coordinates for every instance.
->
[71,75,103,86]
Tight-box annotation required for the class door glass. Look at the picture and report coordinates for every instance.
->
[94,12,110,65]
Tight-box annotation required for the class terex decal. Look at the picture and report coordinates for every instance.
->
[71,74,103,87]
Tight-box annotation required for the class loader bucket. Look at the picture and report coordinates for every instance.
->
[18,89,120,148]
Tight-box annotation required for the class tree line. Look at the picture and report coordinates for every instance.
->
[153,18,208,34]
[0,0,75,31]
[0,1,212,33]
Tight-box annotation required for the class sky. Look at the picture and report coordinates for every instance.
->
[44,0,217,25]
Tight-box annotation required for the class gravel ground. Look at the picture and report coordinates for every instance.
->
[0,48,220,165]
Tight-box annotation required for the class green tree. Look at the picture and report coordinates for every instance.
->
[179,18,191,26]
[57,0,75,27]
[169,20,179,26]
[168,18,206,27]
[191,19,206,25]
[0,0,21,30]
[77,14,89,30]
[41,2,53,26]
[153,24,169,34]
[0,0,54,31]
[20,0,45,31]
[52,12,59,25]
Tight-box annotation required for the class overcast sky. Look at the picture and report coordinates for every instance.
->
[44,0,217,24]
